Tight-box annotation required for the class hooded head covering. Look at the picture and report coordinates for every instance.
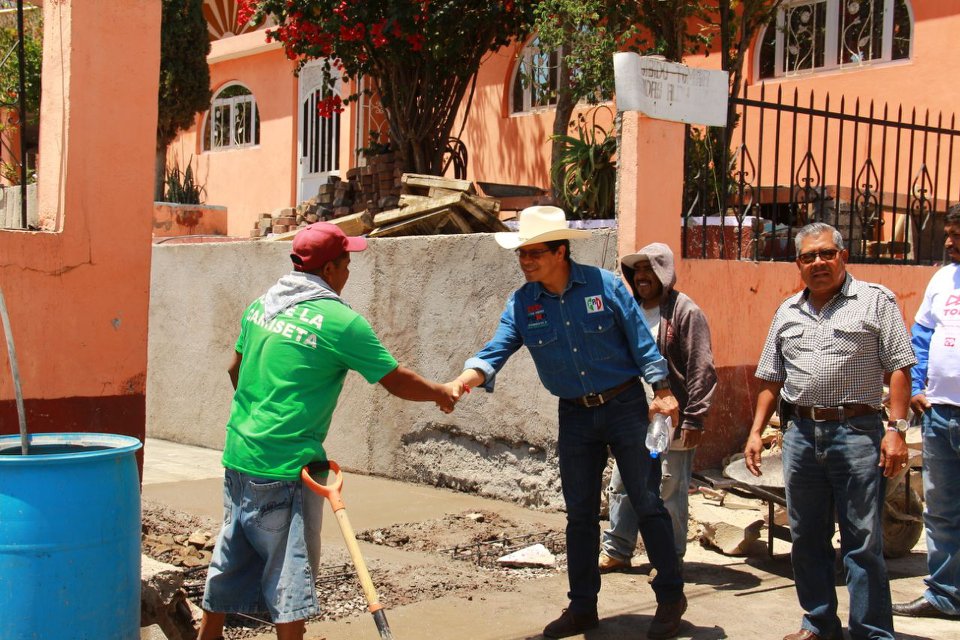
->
[620,242,677,301]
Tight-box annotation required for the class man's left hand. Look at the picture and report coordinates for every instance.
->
[649,389,679,426]
[878,430,909,478]
[680,428,702,448]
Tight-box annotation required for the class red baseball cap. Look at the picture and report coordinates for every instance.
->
[290,222,367,272]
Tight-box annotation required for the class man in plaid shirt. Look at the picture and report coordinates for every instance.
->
[744,222,915,640]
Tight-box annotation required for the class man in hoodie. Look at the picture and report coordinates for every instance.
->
[599,243,717,571]
[199,222,461,640]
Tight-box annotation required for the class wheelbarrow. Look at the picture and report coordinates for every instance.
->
[723,438,924,558]
[301,461,395,639]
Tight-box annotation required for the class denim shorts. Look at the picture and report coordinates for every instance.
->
[202,468,325,623]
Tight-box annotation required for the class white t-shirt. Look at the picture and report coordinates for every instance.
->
[914,262,960,405]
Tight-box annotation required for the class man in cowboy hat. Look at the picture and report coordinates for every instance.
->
[453,206,688,639]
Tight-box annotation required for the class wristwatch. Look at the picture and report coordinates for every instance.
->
[886,418,909,435]
[651,378,671,392]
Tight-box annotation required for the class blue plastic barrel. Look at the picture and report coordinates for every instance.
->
[0,432,142,639]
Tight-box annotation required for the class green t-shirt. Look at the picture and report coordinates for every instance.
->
[221,296,398,480]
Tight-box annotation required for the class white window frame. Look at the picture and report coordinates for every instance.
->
[202,82,260,152]
[756,0,913,80]
[510,37,564,114]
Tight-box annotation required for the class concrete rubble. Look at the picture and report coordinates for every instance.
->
[140,555,201,640]
[496,543,556,568]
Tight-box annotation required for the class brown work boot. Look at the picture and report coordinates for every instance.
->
[542,608,599,638]
[647,594,687,639]
[598,551,630,573]
[783,629,841,640]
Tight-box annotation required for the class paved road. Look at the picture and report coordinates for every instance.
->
[143,439,951,640]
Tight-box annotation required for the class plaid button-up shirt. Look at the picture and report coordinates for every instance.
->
[756,274,917,407]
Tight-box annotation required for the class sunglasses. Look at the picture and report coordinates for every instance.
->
[797,248,840,264]
[515,248,554,259]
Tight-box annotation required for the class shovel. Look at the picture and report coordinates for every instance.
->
[0,286,28,454]
[301,461,394,640]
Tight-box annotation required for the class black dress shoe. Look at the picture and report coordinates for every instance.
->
[892,596,960,619]
[542,608,599,638]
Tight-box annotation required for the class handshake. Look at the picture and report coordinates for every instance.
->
[382,366,486,414]
[433,369,486,414]
[436,379,467,414]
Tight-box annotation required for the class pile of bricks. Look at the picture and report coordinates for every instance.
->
[248,152,404,238]
[347,151,402,216]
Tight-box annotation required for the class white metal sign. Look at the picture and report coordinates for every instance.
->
[613,53,729,127]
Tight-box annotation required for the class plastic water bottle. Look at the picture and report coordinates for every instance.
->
[645,414,673,459]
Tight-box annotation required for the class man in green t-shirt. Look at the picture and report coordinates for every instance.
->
[199,222,461,640]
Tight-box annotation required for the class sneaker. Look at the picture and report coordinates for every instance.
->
[647,594,687,639]
[543,608,599,638]
[598,551,631,573]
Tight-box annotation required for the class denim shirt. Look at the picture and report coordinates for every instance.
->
[465,261,668,399]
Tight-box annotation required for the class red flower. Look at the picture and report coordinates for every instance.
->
[237,0,258,29]
[371,20,388,48]
[339,23,366,42]
[317,94,344,118]
[406,33,424,52]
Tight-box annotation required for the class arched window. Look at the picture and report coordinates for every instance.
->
[201,83,260,152]
[511,36,564,114]
[757,0,912,80]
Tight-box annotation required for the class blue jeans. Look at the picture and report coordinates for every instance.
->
[921,403,960,615]
[782,414,893,640]
[603,447,696,561]
[557,383,683,614]
[203,469,325,623]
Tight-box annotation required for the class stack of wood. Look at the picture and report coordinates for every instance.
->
[272,173,508,240]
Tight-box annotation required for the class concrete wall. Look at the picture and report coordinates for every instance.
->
[146,224,938,506]
[153,203,228,238]
[146,231,621,509]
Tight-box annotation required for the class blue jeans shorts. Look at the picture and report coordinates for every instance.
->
[202,468,325,623]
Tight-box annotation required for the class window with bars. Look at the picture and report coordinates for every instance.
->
[511,37,564,114]
[202,83,260,151]
[757,0,912,80]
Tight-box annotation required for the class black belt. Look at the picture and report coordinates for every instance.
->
[781,402,877,422]
[569,378,640,408]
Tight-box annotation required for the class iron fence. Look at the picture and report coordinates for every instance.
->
[683,83,960,265]
[0,1,38,231]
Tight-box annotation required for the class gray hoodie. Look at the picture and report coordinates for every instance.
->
[621,243,717,432]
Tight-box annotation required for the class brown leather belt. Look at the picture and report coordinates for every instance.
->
[785,403,877,422]
[569,378,641,408]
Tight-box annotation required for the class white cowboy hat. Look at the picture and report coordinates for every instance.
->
[494,206,592,249]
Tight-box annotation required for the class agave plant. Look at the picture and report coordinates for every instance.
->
[550,107,617,220]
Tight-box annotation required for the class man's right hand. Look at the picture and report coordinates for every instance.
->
[744,433,764,477]
[910,392,931,416]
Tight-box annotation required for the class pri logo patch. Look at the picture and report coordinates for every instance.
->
[946,337,956,348]
[585,296,604,313]
[526,304,548,329]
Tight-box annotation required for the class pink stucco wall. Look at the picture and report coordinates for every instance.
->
[168,33,298,238]
[0,0,160,441]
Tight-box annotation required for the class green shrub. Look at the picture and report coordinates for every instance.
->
[550,107,617,220]
[164,157,205,205]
